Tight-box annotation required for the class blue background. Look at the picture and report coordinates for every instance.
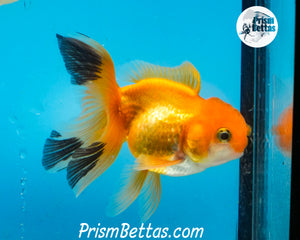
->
[0,0,243,239]
[266,1,295,239]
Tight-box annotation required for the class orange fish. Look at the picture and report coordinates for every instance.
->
[273,104,293,157]
[42,34,251,221]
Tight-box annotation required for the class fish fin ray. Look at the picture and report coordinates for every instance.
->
[107,170,149,217]
[70,139,123,196]
[45,35,126,196]
[139,172,161,222]
[126,60,201,94]
[42,130,83,172]
[68,93,107,145]
[56,33,121,146]
[67,142,105,195]
[56,33,115,86]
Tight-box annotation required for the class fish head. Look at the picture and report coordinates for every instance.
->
[184,97,251,166]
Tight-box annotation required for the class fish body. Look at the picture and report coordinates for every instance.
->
[42,34,251,221]
[121,79,248,176]
[273,104,293,157]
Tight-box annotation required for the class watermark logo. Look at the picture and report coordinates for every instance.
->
[78,222,204,239]
[236,6,278,48]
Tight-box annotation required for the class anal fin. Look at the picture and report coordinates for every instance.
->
[107,170,161,222]
[140,172,161,222]
[107,170,149,217]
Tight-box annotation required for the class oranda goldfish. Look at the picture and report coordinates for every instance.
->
[42,34,251,221]
[273,104,293,157]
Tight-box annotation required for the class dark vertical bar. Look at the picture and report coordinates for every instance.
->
[238,1,255,239]
[238,1,268,240]
[251,1,269,239]
[238,43,255,240]
[252,42,268,240]
[289,2,299,238]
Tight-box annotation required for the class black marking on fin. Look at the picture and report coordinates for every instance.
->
[76,32,91,38]
[56,34,102,85]
[50,130,62,138]
[67,142,106,189]
[42,131,83,171]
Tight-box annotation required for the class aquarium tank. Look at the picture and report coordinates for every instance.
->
[0,0,296,240]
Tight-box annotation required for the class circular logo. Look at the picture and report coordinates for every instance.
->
[236,6,278,48]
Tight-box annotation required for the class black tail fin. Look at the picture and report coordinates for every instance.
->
[42,130,83,172]
[42,34,126,196]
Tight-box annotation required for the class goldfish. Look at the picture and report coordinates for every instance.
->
[42,34,251,221]
[273,104,293,157]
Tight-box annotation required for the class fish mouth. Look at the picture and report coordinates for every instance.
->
[210,152,243,166]
[205,144,244,167]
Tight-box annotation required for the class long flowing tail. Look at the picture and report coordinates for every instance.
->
[42,34,126,196]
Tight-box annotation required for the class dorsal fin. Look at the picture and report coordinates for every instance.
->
[127,61,201,94]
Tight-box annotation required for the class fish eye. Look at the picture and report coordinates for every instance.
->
[217,128,232,143]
